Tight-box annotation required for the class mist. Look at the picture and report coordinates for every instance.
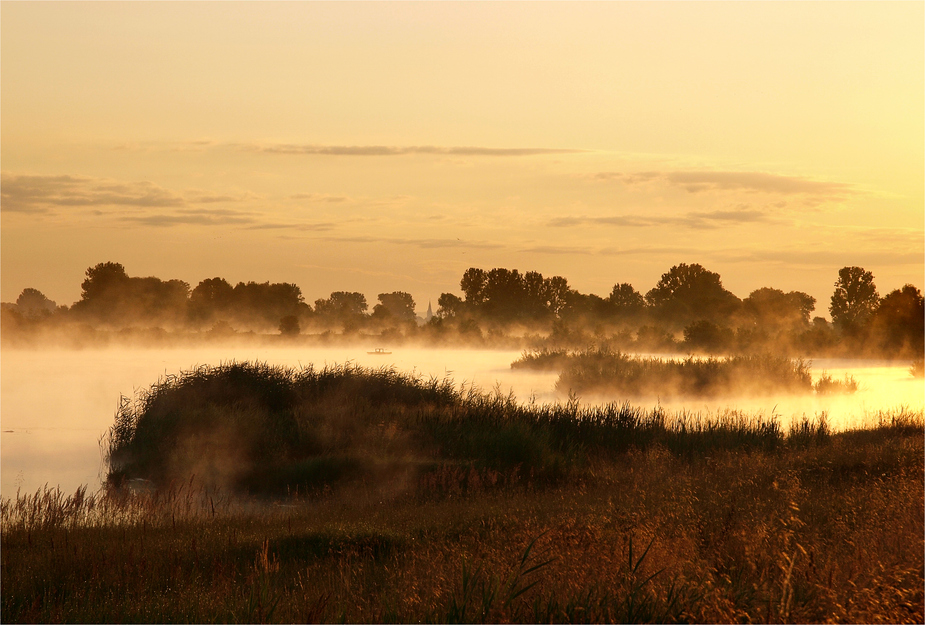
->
[2,343,921,497]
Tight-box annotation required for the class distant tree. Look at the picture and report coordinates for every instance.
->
[189,277,235,324]
[561,291,610,322]
[545,276,571,317]
[830,266,879,334]
[608,283,646,317]
[80,262,129,302]
[743,288,816,329]
[314,291,367,331]
[72,262,189,327]
[436,293,463,318]
[455,267,570,323]
[683,320,734,353]
[15,288,57,318]
[645,263,740,325]
[481,268,528,320]
[869,285,924,356]
[234,282,303,320]
[278,315,300,336]
[460,268,488,306]
[372,292,416,324]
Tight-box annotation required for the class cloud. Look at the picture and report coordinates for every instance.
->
[519,245,593,255]
[318,235,503,250]
[714,248,925,267]
[548,207,774,230]
[120,208,259,227]
[230,143,584,157]
[289,193,350,203]
[247,222,337,232]
[592,169,856,201]
[1,173,185,213]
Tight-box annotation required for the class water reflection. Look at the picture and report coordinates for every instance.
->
[2,347,921,496]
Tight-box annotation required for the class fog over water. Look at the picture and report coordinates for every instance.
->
[2,346,922,496]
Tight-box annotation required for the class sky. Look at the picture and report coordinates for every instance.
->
[2,2,923,317]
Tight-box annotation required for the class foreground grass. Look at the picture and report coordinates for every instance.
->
[3,363,920,623]
[3,417,922,623]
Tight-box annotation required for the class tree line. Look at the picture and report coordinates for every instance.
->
[2,261,922,359]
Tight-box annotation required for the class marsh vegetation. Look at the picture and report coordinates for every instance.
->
[513,348,859,399]
[2,362,922,623]
[2,258,922,623]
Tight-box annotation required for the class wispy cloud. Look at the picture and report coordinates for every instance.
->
[318,235,503,250]
[289,193,350,203]
[247,222,337,232]
[592,169,856,201]
[548,207,774,230]
[120,208,259,227]
[111,141,585,157]
[1,173,185,213]
[232,143,585,157]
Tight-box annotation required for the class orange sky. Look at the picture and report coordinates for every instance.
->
[2,2,922,315]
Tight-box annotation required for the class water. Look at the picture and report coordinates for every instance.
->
[2,346,921,496]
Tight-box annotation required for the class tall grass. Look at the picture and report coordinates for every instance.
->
[103,361,860,496]
[531,347,859,399]
[4,409,922,623]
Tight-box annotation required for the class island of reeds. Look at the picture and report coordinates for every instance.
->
[2,362,922,623]
[512,348,859,398]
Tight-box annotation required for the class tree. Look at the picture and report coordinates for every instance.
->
[278,315,300,336]
[645,263,740,325]
[80,262,129,302]
[743,288,815,329]
[314,292,368,330]
[830,266,879,334]
[373,292,416,324]
[15,288,57,318]
[460,268,488,306]
[683,320,734,353]
[608,283,645,317]
[189,277,235,325]
[869,285,924,356]
[436,293,463,318]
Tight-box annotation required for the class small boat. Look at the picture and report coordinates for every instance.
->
[367,348,392,355]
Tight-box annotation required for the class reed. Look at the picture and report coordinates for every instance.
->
[548,348,851,399]
[3,411,922,623]
[103,361,855,495]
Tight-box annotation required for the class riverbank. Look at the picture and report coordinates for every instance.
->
[3,412,922,623]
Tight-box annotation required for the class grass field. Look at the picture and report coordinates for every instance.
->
[2,362,921,623]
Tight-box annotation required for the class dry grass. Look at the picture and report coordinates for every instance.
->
[3,412,922,623]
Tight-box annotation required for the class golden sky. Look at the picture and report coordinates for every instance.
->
[2,2,922,315]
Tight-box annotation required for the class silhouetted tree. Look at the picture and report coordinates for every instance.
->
[608,283,646,318]
[830,266,879,335]
[436,293,464,318]
[646,263,740,325]
[71,262,189,327]
[743,288,815,329]
[15,288,57,318]
[278,315,300,336]
[869,285,924,357]
[683,320,735,353]
[460,268,488,306]
[189,277,235,324]
[314,291,367,331]
[372,292,416,324]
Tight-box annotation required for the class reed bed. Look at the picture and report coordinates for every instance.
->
[3,412,922,623]
[3,362,920,623]
[513,348,860,399]
[103,361,863,494]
